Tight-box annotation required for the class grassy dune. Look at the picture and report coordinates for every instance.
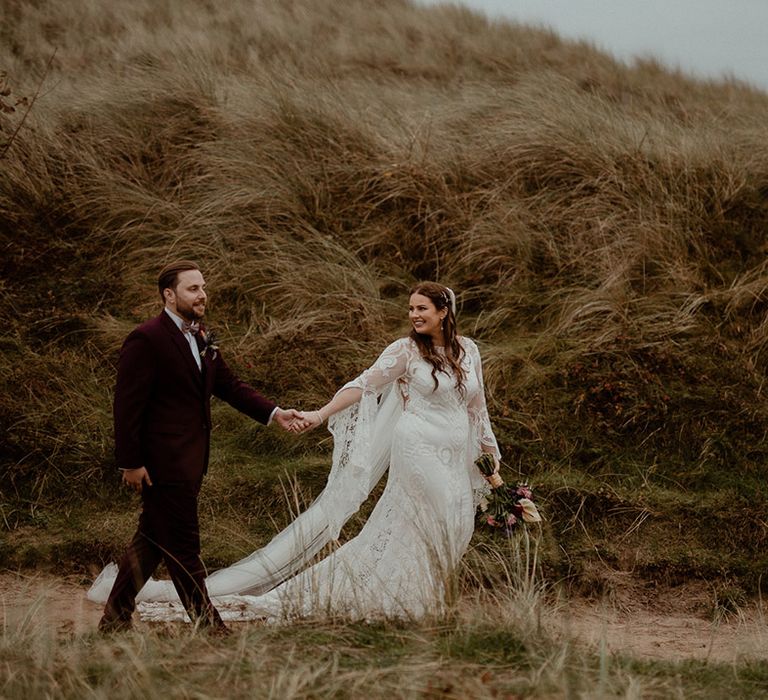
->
[3,0,768,622]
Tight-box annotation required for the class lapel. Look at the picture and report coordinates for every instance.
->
[159,311,204,387]
[196,331,216,396]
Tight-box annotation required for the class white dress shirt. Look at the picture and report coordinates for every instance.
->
[165,307,201,370]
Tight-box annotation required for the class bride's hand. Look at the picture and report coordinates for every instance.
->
[484,456,503,488]
[288,410,325,433]
[299,410,325,432]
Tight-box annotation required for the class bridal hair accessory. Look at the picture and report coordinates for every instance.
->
[443,287,456,315]
[475,453,541,537]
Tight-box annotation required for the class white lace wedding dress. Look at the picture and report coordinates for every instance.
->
[88,336,500,622]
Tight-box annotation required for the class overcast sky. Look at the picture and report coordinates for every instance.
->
[420,0,768,91]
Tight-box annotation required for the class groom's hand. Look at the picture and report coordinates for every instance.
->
[273,408,310,432]
[122,466,152,493]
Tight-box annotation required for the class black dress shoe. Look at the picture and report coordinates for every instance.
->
[98,616,133,633]
[207,622,232,638]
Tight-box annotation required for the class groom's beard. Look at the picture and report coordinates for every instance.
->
[176,298,206,322]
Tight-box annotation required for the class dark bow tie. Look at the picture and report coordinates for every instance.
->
[181,320,200,335]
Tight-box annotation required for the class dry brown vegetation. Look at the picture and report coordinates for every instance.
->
[2,0,768,608]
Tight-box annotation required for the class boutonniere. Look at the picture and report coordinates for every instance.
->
[199,328,220,360]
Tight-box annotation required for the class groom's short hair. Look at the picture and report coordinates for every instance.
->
[158,260,200,300]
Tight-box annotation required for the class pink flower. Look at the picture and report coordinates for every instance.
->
[516,485,533,499]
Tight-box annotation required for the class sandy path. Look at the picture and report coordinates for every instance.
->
[562,603,768,662]
[2,572,766,662]
[1,572,104,636]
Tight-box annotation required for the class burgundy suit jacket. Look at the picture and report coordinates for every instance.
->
[113,312,276,483]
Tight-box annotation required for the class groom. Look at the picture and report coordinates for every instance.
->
[98,260,304,634]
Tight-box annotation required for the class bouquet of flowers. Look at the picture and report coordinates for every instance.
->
[475,453,541,537]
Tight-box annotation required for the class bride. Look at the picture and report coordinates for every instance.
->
[88,282,501,622]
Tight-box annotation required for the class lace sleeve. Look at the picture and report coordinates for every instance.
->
[341,337,412,396]
[462,338,501,506]
[465,338,501,460]
[315,337,412,538]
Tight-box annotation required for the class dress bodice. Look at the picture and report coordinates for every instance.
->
[401,344,480,420]
[345,336,499,459]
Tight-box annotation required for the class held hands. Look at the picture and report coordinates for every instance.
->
[278,389,358,433]
[122,466,152,493]
[297,410,325,433]
[273,407,324,433]
[273,408,309,431]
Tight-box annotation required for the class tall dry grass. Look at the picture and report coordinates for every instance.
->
[2,0,768,592]
[3,545,768,698]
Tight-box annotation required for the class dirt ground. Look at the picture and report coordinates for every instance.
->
[563,601,768,662]
[2,572,766,662]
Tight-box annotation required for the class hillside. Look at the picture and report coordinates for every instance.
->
[2,0,768,605]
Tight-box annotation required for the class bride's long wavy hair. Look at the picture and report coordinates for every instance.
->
[409,282,466,396]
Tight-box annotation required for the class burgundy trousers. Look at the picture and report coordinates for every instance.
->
[100,480,224,629]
